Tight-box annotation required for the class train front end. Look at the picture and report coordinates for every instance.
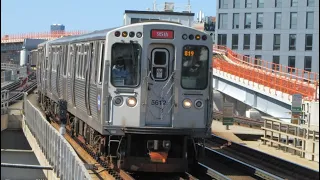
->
[102,22,213,172]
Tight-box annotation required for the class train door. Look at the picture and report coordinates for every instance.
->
[145,44,175,126]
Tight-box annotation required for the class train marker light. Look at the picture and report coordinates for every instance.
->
[195,100,204,108]
[182,34,188,40]
[129,31,135,37]
[115,31,120,37]
[136,32,142,38]
[202,35,207,40]
[195,35,201,40]
[122,31,128,37]
[189,34,194,40]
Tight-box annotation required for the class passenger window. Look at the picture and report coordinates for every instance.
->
[98,43,105,84]
[181,45,209,90]
[111,43,141,87]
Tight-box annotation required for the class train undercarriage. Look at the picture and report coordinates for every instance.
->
[38,93,204,173]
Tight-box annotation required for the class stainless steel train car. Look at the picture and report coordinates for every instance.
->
[35,22,213,172]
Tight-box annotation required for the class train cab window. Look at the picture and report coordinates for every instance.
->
[111,43,141,87]
[154,51,167,65]
[181,45,209,90]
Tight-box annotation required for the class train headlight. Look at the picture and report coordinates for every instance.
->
[126,97,137,107]
[113,96,123,106]
[182,99,192,109]
[194,99,204,109]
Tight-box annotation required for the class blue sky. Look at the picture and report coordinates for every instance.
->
[1,0,216,35]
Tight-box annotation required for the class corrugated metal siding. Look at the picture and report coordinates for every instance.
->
[74,79,86,113]
[51,71,57,97]
[89,86,98,120]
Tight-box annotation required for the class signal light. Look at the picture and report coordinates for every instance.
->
[115,31,120,37]
[189,34,194,40]
[122,31,128,37]
[182,34,188,40]
[129,31,135,37]
[195,35,201,40]
[202,35,207,40]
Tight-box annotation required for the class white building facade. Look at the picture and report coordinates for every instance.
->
[215,0,319,73]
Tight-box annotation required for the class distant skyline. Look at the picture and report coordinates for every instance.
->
[1,0,216,35]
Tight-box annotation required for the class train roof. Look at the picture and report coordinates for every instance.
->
[39,22,196,46]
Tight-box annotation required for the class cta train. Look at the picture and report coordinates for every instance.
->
[33,21,213,172]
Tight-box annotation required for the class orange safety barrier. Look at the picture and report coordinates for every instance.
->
[1,30,88,43]
[212,45,319,101]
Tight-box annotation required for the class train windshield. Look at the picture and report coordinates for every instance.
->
[111,43,141,87]
[181,45,209,90]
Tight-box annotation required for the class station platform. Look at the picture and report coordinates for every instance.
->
[211,120,319,171]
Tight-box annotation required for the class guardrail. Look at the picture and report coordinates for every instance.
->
[23,94,91,180]
[261,116,319,161]
[212,45,319,101]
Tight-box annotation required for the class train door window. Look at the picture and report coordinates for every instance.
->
[83,44,89,80]
[98,42,105,84]
[151,49,169,81]
[95,42,101,84]
[181,45,209,90]
[64,45,68,76]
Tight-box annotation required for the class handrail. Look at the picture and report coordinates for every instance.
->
[212,45,319,101]
[1,30,88,43]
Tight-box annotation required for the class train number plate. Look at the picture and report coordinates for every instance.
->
[151,100,167,106]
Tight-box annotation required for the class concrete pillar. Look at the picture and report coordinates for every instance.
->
[212,90,223,112]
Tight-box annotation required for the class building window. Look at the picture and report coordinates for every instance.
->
[243,34,251,50]
[245,0,252,8]
[255,55,262,68]
[219,0,228,8]
[244,55,250,62]
[257,0,264,7]
[306,12,314,29]
[275,0,282,7]
[305,34,313,51]
[273,34,281,50]
[244,13,251,29]
[304,56,312,72]
[232,34,239,50]
[289,34,296,50]
[233,13,239,29]
[272,56,280,71]
[274,12,281,29]
[234,0,240,8]
[307,0,315,6]
[291,0,298,7]
[218,13,228,29]
[255,34,262,50]
[288,56,296,72]
[290,12,297,29]
[218,34,227,46]
[256,13,263,29]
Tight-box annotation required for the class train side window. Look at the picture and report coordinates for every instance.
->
[95,42,101,84]
[83,44,89,80]
[181,45,209,90]
[98,42,105,84]
[111,43,141,87]
[68,46,73,77]
[64,45,68,76]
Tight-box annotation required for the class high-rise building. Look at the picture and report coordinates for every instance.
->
[215,0,319,73]
[50,24,65,32]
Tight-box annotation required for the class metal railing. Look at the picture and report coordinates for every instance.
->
[261,116,319,161]
[23,94,91,180]
[212,45,319,101]
[1,63,19,69]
